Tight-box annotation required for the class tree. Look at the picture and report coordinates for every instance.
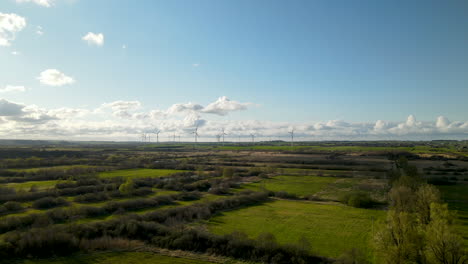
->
[415,184,441,225]
[425,203,467,264]
[374,210,424,263]
[119,178,135,195]
[389,185,416,213]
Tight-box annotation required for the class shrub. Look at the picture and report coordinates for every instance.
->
[340,191,374,208]
[3,201,23,212]
[32,197,69,209]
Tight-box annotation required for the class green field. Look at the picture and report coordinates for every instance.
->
[4,180,64,191]
[241,175,338,197]
[217,145,467,156]
[207,199,385,259]
[13,251,215,264]
[438,184,468,245]
[98,169,185,179]
[7,165,97,172]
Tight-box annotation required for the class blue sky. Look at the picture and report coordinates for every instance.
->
[1,0,467,140]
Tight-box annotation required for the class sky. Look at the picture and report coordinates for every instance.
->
[1,0,467,141]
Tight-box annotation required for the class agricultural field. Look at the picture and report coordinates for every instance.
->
[0,140,467,263]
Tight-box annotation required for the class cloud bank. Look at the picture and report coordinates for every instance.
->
[0,96,467,141]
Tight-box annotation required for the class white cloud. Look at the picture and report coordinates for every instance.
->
[192,63,200,67]
[167,102,203,114]
[436,116,450,129]
[11,51,20,55]
[122,44,126,49]
[202,96,250,115]
[37,69,75,86]
[16,0,53,7]
[82,32,104,46]
[0,97,467,141]
[0,85,26,93]
[100,100,141,118]
[0,13,27,47]
[36,26,44,35]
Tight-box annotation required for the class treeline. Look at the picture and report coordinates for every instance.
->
[0,191,202,234]
[374,157,467,263]
[0,166,111,184]
[0,192,331,264]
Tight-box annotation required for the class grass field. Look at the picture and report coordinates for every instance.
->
[217,145,468,156]
[13,251,215,264]
[206,199,385,259]
[7,165,97,172]
[4,180,64,191]
[241,175,338,197]
[438,184,468,245]
[98,169,186,179]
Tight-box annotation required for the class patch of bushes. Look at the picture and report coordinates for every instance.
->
[339,191,375,208]
[32,197,69,209]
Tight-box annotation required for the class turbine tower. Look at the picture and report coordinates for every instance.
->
[250,133,255,144]
[288,128,295,147]
[154,130,161,143]
[192,126,199,143]
[220,128,227,146]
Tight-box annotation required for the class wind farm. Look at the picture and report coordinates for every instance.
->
[1,0,467,264]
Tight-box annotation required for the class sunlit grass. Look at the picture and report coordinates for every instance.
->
[207,199,385,259]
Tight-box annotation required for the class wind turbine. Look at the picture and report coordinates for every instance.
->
[220,128,227,146]
[192,126,199,143]
[288,128,295,147]
[173,132,176,142]
[216,134,221,142]
[154,130,161,143]
[250,133,255,144]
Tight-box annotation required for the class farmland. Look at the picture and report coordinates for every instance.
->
[0,140,467,263]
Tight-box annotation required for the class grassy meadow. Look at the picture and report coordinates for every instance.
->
[241,175,338,197]
[98,169,185,179]
[206,199,385,259]
[438,184,468,245]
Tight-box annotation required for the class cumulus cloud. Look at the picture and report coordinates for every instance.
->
[82,32,104,46]
[436,116,450,129]
[37,69,75,86]
[202,96,250,116]
[0,13,27,46]
[16,0,53,7]
[0,85,26,93]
